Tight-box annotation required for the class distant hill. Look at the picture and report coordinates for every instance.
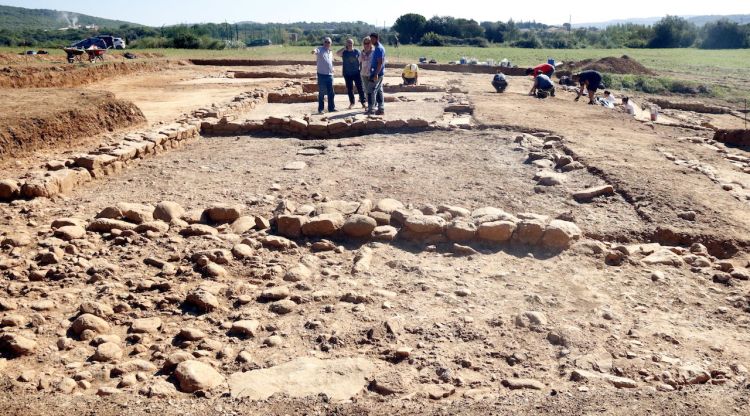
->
[573,14,750,29]
[0,4,138,31]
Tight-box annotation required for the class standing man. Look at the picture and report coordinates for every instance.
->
[336,38,365,109]
[573,70,603,105]
[368,32,386,116]
[312,37,336,114]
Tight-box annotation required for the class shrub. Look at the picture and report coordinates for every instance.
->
[420,32,444,46]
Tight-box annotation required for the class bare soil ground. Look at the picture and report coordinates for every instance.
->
[0,60,748,415]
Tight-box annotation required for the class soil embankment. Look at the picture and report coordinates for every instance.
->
[0,89,145,161]
[0,61,168,89]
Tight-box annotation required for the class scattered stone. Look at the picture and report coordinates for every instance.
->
[352,247,373,274]
[372,225,398,241]
[0,333,37,356]
[91,342,123,362]
[573,185,615,202]
[283,161,307,171]
[263,335,284,347]
[284,264,312,282]
[231,243,254,259]
[229,320,260,338]
[174,360,225,393]
[54,225,86,241]
[501,378,545,390]
[180,224,218,237]
[130,317,162,334]
[87,219,137,233]
[277,215,307,238]
[259,286,290,302]
[515,311,548,328]
[269,299,296,315]
[186,289,220,313]
[642,249,684,267]
[230,216,256,234]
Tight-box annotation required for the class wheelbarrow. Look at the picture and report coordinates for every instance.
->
[85,47,107,63]
[63,47,85,63]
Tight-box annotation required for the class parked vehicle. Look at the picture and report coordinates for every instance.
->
[95,35,126,49]
[247,39,272,47]
[70,37,108,50]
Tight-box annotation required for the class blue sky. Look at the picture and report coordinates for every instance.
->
[2,0,748,26]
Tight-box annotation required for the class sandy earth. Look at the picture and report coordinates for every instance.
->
[0,60,749,415]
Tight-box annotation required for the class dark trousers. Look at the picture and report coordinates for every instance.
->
[317,73,335,112]
[344,73,365,105]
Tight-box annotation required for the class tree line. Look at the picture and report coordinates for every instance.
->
[393,13,750,49]
[1,15,747,50]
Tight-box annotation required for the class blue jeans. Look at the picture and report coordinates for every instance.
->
[317,73,335,112]
[368,75,384,111]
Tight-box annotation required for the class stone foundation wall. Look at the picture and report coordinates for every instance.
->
[0,123,201,202]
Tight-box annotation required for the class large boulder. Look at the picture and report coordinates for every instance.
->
[373,198,404,214]
[277,215,307,239]
[174,360,225,393]
[153,201,185,222]
[203,204,244,224]
[0,179,20,201]
[445,221,477,242]
[341,215,377,238]
[70,314,111,336]
[404,215,446,235]
[477,221,516,242]
[541,220,582,249]
[0,333,37,356]
[302,213,345,237]
[513,217,548,245]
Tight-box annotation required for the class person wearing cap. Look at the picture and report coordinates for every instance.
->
[528,73,555,98]
[525,62,555,78]
[367,32,386,116]
[336,38,365,109]
[312,37,336,114]
[402,63,419,85]
[573,70,603,105]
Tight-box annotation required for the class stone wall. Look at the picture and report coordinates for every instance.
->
[191,90,267,119]
[0,123,201,202]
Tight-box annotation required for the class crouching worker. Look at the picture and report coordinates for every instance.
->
[402,63,418,85]
[492,71,508,93]
[573,70,603,105]
[529,73,555,98]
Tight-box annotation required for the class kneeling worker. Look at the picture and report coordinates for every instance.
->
[529,73,555,98]
[492,71,508,93]
[402,63,419,85]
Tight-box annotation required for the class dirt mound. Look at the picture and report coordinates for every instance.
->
[0,60,168,89]
[0,89,145,161]
[558,55,655,76]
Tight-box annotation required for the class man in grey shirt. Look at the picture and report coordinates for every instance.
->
[312,37,336,114]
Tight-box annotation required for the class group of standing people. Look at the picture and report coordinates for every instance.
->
[312,33,386,115]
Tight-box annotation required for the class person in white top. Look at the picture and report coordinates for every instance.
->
[621,96,636,116]
[602,90,617,107]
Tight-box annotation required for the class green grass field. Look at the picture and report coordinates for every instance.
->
[3,45,749,103]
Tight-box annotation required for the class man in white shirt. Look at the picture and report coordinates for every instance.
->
[312,37,336,114]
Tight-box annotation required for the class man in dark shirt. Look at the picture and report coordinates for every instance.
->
[336,38,365,109]
[574,70,603,105]
[492,71,508,93]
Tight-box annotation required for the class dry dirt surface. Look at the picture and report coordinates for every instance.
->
[0,60,168,89]
[0,61,749,415]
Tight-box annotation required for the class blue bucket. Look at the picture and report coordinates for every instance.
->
[547,58,556,67]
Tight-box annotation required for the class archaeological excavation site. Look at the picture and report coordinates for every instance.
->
[0,55,749,415]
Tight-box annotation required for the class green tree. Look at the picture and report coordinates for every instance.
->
[700,19,748,49]
[393,13,427,44]
[648,16,697,48]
